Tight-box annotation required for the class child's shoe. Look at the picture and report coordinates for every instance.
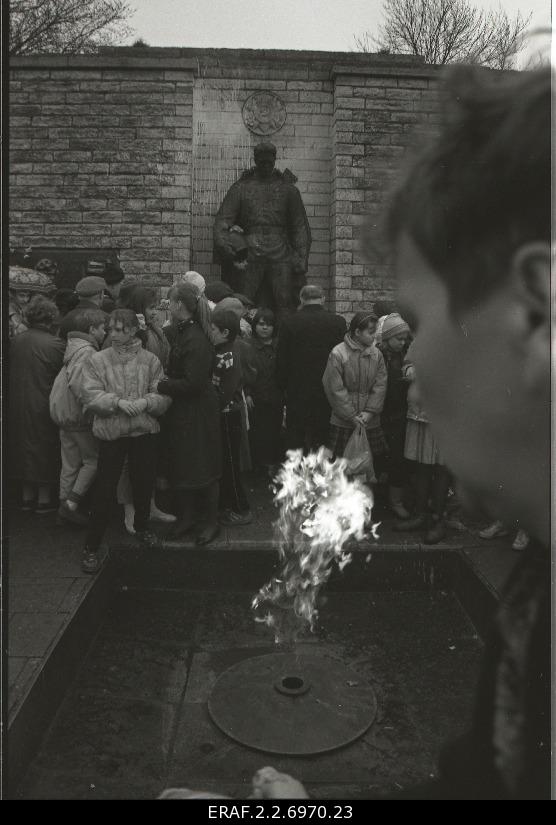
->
[136,529,161,549]
[424,517,447,545]
[478,520,508,540]
[82,549,101,574]
[57,501,88,527]
[512,529,530,552]
[219,509,254,527]
[150,503,177,523]
[393,513,427,532]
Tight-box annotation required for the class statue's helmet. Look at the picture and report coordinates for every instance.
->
[254,141,277,158]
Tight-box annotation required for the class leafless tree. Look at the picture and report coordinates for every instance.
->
[9,0,135,56]
[354,0,531,69]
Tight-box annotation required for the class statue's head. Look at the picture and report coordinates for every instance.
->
[254,141,277,179]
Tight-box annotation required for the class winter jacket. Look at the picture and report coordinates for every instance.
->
[157,319,222,489]
[403,342,429,423]
[81,340,171,441]
[322,333,387,429]
[376,346,409,424]
[243,338,283,408]
[8,326,65,483]
[55,332,100,431]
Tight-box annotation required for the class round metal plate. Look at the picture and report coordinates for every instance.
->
[208,653,377,755]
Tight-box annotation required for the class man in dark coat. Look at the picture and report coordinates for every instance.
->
[213,142,311,315]
[9,296,65,510]
[58,276,108,341]
[276,284,346,453]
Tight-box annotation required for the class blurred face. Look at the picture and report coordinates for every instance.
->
[108,282,122,298]
[385,332,408,352]
[210,323,229,347]
[395,233,550,532]
[90,322,106,345]
[354,320,376,347]
[16,290,31,305]
[255,318,274,340]
[109,320,135,346]
[144,303,158,325]
[254,151,276,179]
[169,294,192,321]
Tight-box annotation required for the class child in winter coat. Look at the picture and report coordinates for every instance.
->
[374,313,411,518]
[243,308,284,475]
[114,284,175,532]
[80,309,171,573]
[394,342,451,544]
[322,312,387,469]
[50,308,107,527]
[211,308,253,527]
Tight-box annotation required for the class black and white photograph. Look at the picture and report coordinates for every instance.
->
[3,0,552,802]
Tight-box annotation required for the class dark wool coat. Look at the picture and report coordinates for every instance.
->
[276,304,346,406]
[158,320,222,489]
[9,326,65,484]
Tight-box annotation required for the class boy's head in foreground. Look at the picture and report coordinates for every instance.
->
[386,66,551,544]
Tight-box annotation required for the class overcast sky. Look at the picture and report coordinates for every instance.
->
[124,0,551,57]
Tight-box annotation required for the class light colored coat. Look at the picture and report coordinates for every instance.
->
[322,333,387,428]
[81,342,171,441]
[60,332,100,430]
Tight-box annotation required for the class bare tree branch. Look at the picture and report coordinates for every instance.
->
[9,0,135,55]
[354,0,531,69]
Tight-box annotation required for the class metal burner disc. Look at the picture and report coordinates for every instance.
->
[208,653,377,755]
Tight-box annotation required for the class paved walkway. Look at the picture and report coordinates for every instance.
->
[7,478,521,791]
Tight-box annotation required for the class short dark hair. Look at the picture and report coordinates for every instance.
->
[251,308,276,337]
[349,311,377,336]
[109,308,139,332]
[386,66,550,313]
[73,309,107,334]
[125,286,158,317]
[211,308,240,342]
[23,295,58,328]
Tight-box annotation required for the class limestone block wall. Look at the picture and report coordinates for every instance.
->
[9,54,195,284]
[330,65,439,314]
[9,48,440,309]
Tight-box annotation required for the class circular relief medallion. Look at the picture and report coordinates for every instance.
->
[242,91,287,136]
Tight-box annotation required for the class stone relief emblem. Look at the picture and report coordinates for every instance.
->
[242,91,287,136]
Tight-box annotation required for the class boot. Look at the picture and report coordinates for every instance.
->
[393,513,427,532]
[424,515,447,545]
[196,481,221,546]
[388,486,410,520]
[169,491,196,538]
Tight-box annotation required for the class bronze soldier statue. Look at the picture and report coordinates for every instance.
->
[213,142,312,314]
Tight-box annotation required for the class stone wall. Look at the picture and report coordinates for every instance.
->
[9,48,440,310]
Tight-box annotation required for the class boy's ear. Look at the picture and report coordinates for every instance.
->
[509,241,551,390]
[510,241,551,325]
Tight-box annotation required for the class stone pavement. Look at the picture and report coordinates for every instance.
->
[7,476,521,792]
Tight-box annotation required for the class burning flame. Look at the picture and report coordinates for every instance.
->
[252,448,378,645]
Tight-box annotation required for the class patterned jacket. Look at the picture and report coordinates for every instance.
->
[81,340,171,441]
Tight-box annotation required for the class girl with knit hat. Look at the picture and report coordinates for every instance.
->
[394,341,452,544]
[374,313,411,519]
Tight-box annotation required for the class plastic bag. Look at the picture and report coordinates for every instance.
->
[343,422,376,483]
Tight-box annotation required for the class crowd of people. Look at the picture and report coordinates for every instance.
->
[9,252,477,574]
